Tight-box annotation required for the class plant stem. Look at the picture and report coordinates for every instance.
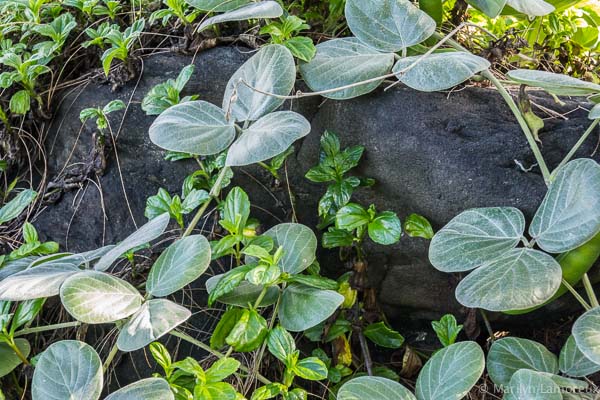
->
[103,343,119,373]
[357,329,373,376]
[14,321,81,337]
[561,278,592,311]
[553,119,600,176]
[7,338,30,366]
[170,330,272,385]
[582,273,599,308]
[183,166,230,237]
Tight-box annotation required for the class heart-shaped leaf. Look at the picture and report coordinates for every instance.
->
[393,52,490,92]
[146,235,211,297]
[226,111,310,166]
[487,337,558,388]
[0,264,79,301]
[466,0,507,17]
[149,101,236,156]
[429,207,525,273]
[530,159,600,253]
[573,307,600,365]
[197,1,283,32]
[205,274,280,307]
[298,37,395,100]
[105,378,174,400]
[455,248,562,311]
[507,70,600,96]
[338,376,416,400]
[223,44,295,122]
[560,335,600,378]
[117,299,191,352]
[32,340,103,400]
[0,339,30,378]
[345,0,436,53]
[184,0,251,12]
[278,284,344,332]
[504,369,561,400]
[506,0,555,16]
[415,341,485,400]
[262,223,317,274]
[60,271,143,323]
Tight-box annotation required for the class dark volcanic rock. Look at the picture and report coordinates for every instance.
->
[37,46,600,338]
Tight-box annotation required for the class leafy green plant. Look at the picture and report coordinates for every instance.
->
[260,15,316,61]
[141,64,198,115]
[31,12,77,56]
[431,314,463,348]
[0,51,50,114]
[82,21,119,49]
[7,223,59,261]
[145,187,209,228]
[79,99,125,132]
[150,0,199,26]
[65,0,122,19]
[98,18,145,76]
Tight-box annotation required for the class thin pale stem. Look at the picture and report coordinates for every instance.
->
[8,338,30,365]
[103,343,119,373]
[562,278,592,311]
[14,321,81,337]
[554,119,600,176]
[170,330,272,385]
[582,273,599,308]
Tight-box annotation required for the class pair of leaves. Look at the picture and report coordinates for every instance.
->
[338,342,484,400]
[335,204,402,245]
[32,340,173,400]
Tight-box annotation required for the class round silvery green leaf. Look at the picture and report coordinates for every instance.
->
[148,101,236,157]
[393,52,490,92]
[560,335,600,377]
[504,369,561,400]
[146,235,211,297]
[60,271,143,323]
[530,159,600,253]
[0,264,79,301]
[415,341,484,400]
[223,44,295,122]
[262,223,317,274]
[345,0,436,53]
[455,248,561,311]
[428,207,525,273]
[105,378,174,400]
[506,0,554,16]
[184,0,251,12]
[298,38,395,100]
[197,1,283,32]
[507,70,600,96]
[279,284,344,332]
[0,339,30,378]
[117,299,191,352]
[573,307,600,365]
[32,340,103,400]
[206,274,279,307]
[338,376,416,400]
[589,104,600,120]
[226,111,310,167]
[466,0,506,17]
[487,337,558,388]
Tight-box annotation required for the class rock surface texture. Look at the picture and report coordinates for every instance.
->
[37,46,599,330]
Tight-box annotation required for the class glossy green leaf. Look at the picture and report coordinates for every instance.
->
[0,339,30,378]
[32,340,103,400]
[279,284,344,332]
[393,52,490,92]
[262,223,317,274]
[226,111,310,167]
[339,376,416,400]
[456,248,562,311]
[211,308,244,349]
[507,70,600,96]
[415,341,485,400]
[9,90,30,115]
[184,0,251,12]
[560,335,600,377]
[363,322,405,348]
[487,337,558,387]
[60,271,143,323]
[292,357,328,381]
[284,36,316,62]
[105,378,174,400]
[0,264,79,301]
[404,213,434,239]
[368,211,401,245]
[428,207,525,273]
[506,0,555,16]
[345,0,436,53]
[223,44,295,122]
[504,369,561,400]
[226,308,268,352]
[530,159,600,253]
[466,0,507,17]
[431,314,463,347]
[197,1,283,32]
[146,235,211,297]
[336,203,370,230]
[0,189,36,224]
[573,307,600,365]
[117,299,191,352]
[298,37,395,100]
[205,357,240,383]
[267,325,296,363]
[205,274,279,307]
[149,101,236,156]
